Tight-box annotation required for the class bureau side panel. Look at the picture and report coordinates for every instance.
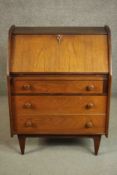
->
[7,76,15,136]
[105,26,112,137]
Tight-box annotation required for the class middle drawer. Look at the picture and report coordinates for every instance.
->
[12,96,107,115]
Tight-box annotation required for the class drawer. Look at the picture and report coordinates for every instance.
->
[15,115,106,134]
[12,79,104,94]
[12,96,107,115]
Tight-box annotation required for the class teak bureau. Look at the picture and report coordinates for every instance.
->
[7,26,112,155]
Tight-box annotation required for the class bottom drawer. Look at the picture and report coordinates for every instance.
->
[15,115,106,135]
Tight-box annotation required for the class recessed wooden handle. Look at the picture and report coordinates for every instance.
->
[85,121,93,128]
[86,85,94,91]
[25,120,33,127]
[23,84,31,90]
[86,103,94,109]
[23,103,32,108]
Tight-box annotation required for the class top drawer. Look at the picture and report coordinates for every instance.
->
[11,76,106,94]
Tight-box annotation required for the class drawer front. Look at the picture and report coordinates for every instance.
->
[12,96,107,115]
[12,79,104,94]
[15,115,106,134]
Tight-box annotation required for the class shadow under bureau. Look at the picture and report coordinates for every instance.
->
[7,26,112,155]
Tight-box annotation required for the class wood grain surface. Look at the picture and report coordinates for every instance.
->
[15,115,106,134]
[10,35,108,73]
[12,79,104,94]
[12,95,107,115]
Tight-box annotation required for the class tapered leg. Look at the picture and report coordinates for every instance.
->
[18,135,26,155]
[93,135,101,155]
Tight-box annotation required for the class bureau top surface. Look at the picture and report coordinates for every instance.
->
[11,26,108,35]
[9,26,109,74]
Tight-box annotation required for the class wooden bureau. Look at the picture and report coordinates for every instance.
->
[7,26,112,155]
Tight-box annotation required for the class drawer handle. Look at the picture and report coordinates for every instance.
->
[23,103,32,109]
[86,85,94,91]
[25,120,33,127]
[86,103,94,109]
[23,84,31,90]
[56,34,62,44]
[85,121,93,128]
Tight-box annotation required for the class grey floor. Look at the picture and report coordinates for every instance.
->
[0,96,117,175]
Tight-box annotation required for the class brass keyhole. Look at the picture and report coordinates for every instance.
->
[56,34,62,44]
